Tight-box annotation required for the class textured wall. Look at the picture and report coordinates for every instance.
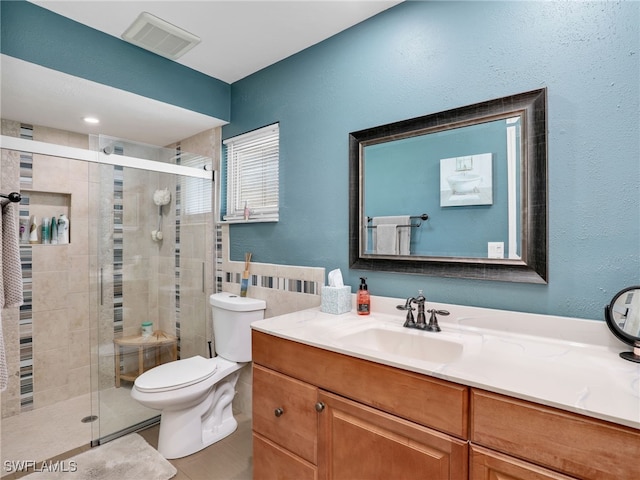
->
[225,0,639,320]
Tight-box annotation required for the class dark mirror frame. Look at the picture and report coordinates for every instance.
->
[349,88,548,283]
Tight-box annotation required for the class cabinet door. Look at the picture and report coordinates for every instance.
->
[253,433,317,480]
[470,445,576,480]
[318,390,468,480]
[253,364,318,464]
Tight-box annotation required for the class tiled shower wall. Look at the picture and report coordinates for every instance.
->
[1,120,93,417]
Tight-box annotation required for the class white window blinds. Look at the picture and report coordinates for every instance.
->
[223,123,279,222]
[179,152,212,215]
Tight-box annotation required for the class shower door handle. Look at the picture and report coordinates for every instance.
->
[99,267,104,306]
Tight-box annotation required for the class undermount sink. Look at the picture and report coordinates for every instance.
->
[335,326,464,363]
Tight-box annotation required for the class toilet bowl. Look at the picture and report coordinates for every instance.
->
[131,292,266,459]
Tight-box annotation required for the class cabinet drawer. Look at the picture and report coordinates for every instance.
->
[470,389,640,480]
[253,433,317,480]
[470,445,576,480]
[253,364,318,464]
[253,331,469,438]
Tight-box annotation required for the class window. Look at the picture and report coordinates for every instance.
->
[223,123,279,222]
[179,150,212,215]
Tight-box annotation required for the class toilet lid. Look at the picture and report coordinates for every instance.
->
[135,355,218,393]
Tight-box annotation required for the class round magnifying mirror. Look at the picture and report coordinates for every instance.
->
[604,285,640,363]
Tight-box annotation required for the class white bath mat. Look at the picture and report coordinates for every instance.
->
[21,433,176,480]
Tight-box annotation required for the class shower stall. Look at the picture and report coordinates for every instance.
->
[0,127,215,470]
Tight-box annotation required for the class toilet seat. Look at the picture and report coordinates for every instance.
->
[135,355,217,393]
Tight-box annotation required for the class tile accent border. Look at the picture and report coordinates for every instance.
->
[18,124,33,411]
[19,124,33,187]
[175,144,182,359]
[19,243,33,411]
[217,224,325,319]
[224,271,319,295]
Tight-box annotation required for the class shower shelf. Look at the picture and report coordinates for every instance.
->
[19,190,72,245]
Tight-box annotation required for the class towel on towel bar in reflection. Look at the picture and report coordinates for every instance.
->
[1,199,23,391]
[372,216,411,255]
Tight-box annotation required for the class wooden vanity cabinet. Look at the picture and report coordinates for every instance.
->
[470,389,640,480]
[252,330,639,480]
[252,331,469,480]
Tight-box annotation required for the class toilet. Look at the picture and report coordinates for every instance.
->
[131,292,266,459]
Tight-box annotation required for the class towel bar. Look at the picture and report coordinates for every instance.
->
[366,213,428,229]
[0,192,21,203]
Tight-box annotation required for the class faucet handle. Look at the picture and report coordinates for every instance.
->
[396,297,415,311]
[426,309,449,332]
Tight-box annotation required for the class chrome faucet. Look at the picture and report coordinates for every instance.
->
[396,290,449,332]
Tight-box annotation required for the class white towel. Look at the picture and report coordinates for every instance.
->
[372,216,411,255]
[376,224,398,254]
[1,200,23,391]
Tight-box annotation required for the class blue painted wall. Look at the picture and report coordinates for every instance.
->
[2,1,638,320]
[225,1,639,320]
[0,0,230,121]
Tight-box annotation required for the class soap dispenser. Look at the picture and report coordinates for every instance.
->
[357,277,370,315]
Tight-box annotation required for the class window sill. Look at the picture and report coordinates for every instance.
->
[221,215,279,224]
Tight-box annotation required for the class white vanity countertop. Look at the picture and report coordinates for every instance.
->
[251,295,640,430]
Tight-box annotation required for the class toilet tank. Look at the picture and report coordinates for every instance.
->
[210,292,266,362]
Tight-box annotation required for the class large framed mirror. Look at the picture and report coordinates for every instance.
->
[349,88,547,283]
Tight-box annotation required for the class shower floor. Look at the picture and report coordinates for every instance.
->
[1,386,156,477]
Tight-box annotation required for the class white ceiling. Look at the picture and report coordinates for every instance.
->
[1,1,401,146]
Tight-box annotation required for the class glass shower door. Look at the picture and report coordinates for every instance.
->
[91,141,212,444]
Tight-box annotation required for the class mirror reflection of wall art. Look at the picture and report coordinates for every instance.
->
[440,153,493,207]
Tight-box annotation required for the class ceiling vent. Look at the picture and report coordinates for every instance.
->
[122,12,201,60]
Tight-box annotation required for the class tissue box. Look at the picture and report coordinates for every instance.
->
[321,286,352,315]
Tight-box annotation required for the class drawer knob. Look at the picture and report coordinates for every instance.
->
[274,407,284,417]
[315,402,325,412]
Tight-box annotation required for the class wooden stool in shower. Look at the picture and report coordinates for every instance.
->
[114,330,178,387]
